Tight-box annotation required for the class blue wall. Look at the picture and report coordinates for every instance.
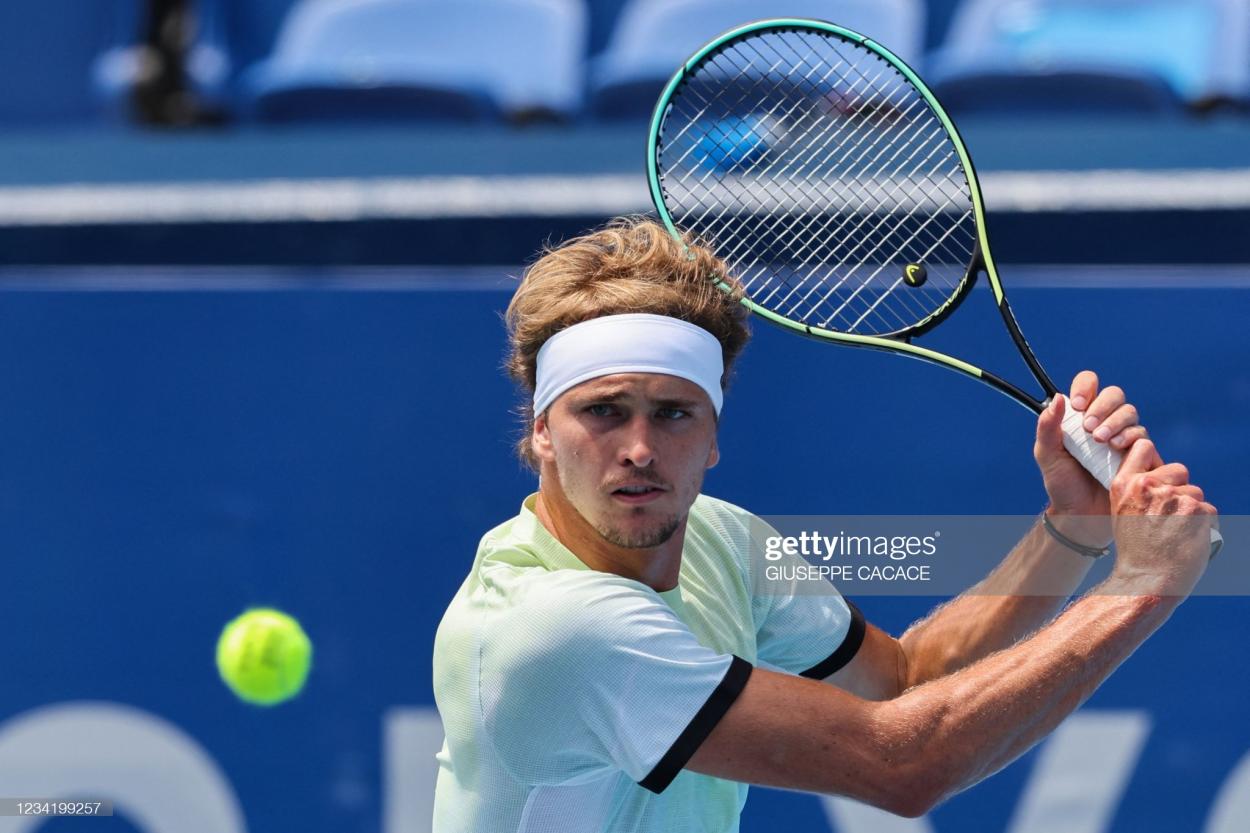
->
[0,272,1246,832]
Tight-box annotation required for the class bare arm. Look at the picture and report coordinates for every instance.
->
[894,517,1097,687]
[833,376,1151,698]
[830,512,1105,700]
[690,584,1171,817]
[691,437,1217,815]
[692,583,1169,816]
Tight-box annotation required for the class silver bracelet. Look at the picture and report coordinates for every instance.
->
[1041,513,1111,559]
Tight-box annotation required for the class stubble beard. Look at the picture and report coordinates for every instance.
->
[549,456,688,549]
[596,511,682,549]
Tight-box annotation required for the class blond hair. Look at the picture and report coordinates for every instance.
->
[505,216,750,470]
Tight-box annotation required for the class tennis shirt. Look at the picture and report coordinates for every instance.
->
[432,493,865,833]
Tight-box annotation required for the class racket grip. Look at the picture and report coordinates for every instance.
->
[1058,401,1223,558]
[1059,404,1122,491]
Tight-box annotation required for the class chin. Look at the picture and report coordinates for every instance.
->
[597,514,682,549]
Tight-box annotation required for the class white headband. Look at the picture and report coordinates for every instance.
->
[533,313,724,416]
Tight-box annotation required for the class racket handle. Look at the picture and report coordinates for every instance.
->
[1059,403,1122,491]
[1059,402,1223,559]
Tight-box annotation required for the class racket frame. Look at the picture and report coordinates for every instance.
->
[646,18,1060,415]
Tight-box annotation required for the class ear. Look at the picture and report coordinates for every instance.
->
[706,432,720,470]
[532,410,557,463]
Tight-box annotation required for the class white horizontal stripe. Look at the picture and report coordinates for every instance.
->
[0,264,1248,291]
[983,169,1250,211]
[0,176,644,226]
[0,169,1246,226]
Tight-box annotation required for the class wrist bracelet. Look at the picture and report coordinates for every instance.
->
[1041,513,1111,559]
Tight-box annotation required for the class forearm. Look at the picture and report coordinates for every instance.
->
[887,580,1173,807]
[691,575,1176,816]
[898,517,1096,687]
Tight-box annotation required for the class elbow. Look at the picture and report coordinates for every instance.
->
[874,773,946,819]
[851,703,961,818]
[828,748,951,818]
[887,781,945,819]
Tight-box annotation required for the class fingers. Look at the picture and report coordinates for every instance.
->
[1086,400,1138,444]
[1081,385,1124,433]
[1082,384,1124,426]
[1106,424,1147,451]
[1035,394,1066,455]
[1068,374,1146,450]
[1114,444,1211,522]
[1116,438,1164,480]
[1068,370,1099,411]
[1080,385,1140,443]
[1144,483,1215,518]
[1142,471,1208,506]
[1171,484,1205,502]
[1148,462,1191,487]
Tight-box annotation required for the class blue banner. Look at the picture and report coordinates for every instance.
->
[0,272,1246,832]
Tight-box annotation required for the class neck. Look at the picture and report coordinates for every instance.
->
[533,478,686,592]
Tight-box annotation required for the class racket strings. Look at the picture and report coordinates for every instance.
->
[814,154,974,324]
[672,45,946,333]
[779,122,967,323]
[687,38,938,304]
[672,52,873,270]
[728,30,975,322]
[733,39,973,331]
[670,100,964,335]
[657,28,978,336]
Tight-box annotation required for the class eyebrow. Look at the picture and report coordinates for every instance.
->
[572,389,702,409]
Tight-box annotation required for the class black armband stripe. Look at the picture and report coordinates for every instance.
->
[639,655,753,794]
[799,600,866,680]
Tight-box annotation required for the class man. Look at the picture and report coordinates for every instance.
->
[432,218,1217,832]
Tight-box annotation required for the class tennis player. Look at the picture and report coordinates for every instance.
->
[432,218,1217,832]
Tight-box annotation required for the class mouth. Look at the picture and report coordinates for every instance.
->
[609,483,668,505]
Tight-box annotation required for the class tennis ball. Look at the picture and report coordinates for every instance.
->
[216,608,312,706]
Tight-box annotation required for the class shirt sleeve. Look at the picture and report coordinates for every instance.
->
[479,570,752,793]
[756,589,866,679]
[743,513,867,678]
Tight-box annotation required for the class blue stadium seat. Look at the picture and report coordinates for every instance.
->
[586,0,633,56]
[205,0,301,91]
[588,0,925,120]
[932,65,1184,116]
[928,0,1250,114]
[241,0,586,123]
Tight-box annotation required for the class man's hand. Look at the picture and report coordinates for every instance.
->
[1107,438,1217,599]
[1034,371,1147,544]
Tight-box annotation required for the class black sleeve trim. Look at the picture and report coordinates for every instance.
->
[799,600,867,680]
[639,655,753,794]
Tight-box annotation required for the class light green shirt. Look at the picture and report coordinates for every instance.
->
[432,493,859,833]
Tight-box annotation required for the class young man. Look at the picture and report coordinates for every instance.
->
[432,218,1217,832]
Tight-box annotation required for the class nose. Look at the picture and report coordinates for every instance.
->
[618,414,656,469]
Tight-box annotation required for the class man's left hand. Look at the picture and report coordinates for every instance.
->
[1034,371,1148,541]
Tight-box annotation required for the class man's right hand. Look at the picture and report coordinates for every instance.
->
[1107,438,1218,599]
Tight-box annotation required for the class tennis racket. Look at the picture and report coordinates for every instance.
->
[645,18,1222,557]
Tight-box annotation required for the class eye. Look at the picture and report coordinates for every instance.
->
[657,407,690,420]
[586,403,619,417]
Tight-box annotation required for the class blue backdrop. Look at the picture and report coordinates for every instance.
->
[0,269,1246,833]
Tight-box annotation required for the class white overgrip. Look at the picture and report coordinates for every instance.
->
[1058,399,1223,558]
[1059,402,1122,491]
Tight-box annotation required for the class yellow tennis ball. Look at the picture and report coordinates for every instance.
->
[216,608,312,706]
